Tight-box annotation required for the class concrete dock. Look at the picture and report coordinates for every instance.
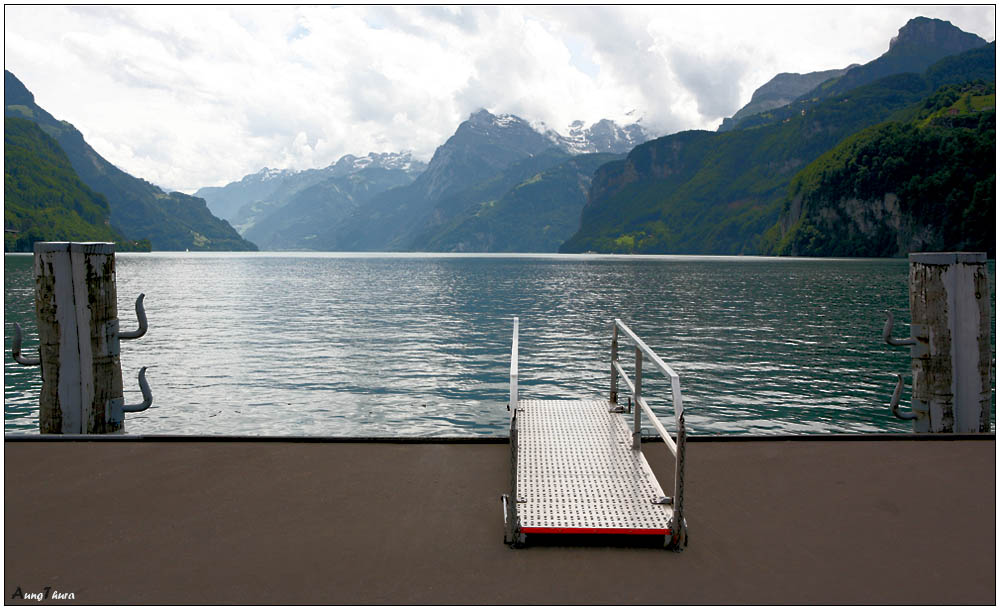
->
[4,437,995,604]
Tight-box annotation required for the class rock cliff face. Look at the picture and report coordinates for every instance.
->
[888,16,989,57]
[780,192,944,256]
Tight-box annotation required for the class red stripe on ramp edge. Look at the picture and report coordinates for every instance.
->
[520,526,671,535]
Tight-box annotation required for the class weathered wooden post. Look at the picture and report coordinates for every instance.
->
[884,252,992,433]
[10,242,151,433]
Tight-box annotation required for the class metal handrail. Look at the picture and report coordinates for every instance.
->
[637,396,678,456]
[611,320,685,449]
[614,319,684,421]
[509,317,519,420]
[610,318,687,548]
[612,360,633,395]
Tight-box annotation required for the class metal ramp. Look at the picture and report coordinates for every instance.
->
[503,318,688,550]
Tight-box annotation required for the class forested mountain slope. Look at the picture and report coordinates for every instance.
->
[762,81,995,256]
[5,70,255,251]
[560,40,994,255]
[4,117,138,251]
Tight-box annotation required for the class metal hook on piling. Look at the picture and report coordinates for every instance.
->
[108,367,153,425]
[883,310,917,347]
[11,322,40,366]
[889,373,917,420]
[120,293,147,340]
[124,367,153,413]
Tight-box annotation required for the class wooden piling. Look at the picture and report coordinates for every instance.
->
[908,252,992,433]
[34,242,124,433]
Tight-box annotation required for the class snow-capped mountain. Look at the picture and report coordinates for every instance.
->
[195,153,426,223]
[408,109,556,204]
[194,167,298,221]
[195,109,651,249]
[326,151,426,177]
[539,118,651,155]
[315,108,637,252]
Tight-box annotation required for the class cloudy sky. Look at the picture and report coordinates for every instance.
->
[4,5,995,192]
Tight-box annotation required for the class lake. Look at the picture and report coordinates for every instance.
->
[4,252,995,436]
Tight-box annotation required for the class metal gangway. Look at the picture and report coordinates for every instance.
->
[502,317,688,550]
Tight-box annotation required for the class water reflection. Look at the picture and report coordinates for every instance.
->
[4,253,995,436]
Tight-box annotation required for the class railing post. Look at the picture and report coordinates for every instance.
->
[610,321,619,404]
[633,347,642,450]
[509,316,519,425]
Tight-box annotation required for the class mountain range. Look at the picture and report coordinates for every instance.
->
[6,16,993,256]
[198,111,647,251]
[722,16,989,132]
[237,153,426,250]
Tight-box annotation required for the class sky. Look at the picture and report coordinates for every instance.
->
[3,5,995,193]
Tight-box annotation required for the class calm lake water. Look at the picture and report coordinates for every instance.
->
[4,253,995,436]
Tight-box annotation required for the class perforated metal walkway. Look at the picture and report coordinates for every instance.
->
[512,399,673,535]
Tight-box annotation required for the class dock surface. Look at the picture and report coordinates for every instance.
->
[4,438,995,604]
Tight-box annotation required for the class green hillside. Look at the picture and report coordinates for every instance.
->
[560,43,995,255]
[763,81,995,256]
[4,70,256,251]
[4,117,148,252]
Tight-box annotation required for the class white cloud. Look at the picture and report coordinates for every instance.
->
[3,5,995,192]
